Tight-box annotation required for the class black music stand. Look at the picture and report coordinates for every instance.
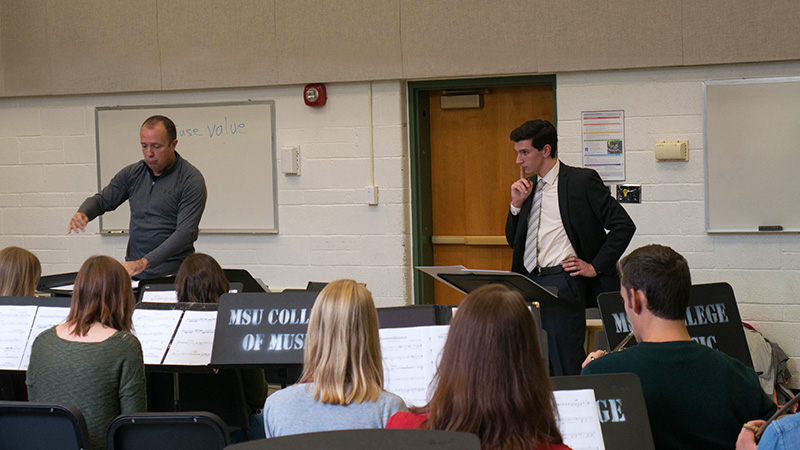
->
[597,282,754,368]
[138,268,266,294]
[138,282,244,302]
[377,305,452,328]
[551,373,655,450]
[36,272,78,297]
[440,272,557,302]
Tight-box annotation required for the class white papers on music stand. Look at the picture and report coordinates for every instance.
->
[132,309,183,364]
[380,325,449,408]
[0,305,38,370]
[19,306,70,370]
[141,290,179,303]
[554,389,606,450]
[51,280,139,293]
[163,311,217,365]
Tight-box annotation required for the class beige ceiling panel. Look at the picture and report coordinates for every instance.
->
[401,0,539,79]
[2,0,51,96]
[683,0,800,65]
[159,0,278,89]
[536,0,683,72]
[276,0,402,84]
[47,0,161,95]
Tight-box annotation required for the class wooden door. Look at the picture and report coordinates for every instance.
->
[430,85,553,304]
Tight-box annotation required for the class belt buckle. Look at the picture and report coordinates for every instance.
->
[532,266,541,276]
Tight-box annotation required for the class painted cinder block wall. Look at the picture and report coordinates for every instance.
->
[1,62,799,386]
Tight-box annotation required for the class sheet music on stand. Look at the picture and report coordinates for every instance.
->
[0,297,71,371]
[553,389,606,450]
[132,302,218,366]
[380,325,449,408]
[416,266,558,302]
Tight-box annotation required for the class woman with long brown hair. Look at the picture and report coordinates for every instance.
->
[175,252,268,440]
[387,284,571,450]
[262,279,406,437]
[0,246,41,296]
[26,255,146,450]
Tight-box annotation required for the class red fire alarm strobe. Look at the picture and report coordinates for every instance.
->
[304,83,327,107]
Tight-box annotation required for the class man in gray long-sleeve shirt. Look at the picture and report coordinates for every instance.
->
[68,115,207,279]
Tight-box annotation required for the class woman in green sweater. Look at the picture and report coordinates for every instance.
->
[27,255,146,450]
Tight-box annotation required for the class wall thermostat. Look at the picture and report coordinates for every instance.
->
[654,140,689,161]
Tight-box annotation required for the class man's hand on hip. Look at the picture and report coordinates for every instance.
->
[562,257,597,278]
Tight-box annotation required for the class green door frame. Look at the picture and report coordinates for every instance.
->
[407,75,557,305]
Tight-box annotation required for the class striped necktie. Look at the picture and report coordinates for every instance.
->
[523,178,547,273]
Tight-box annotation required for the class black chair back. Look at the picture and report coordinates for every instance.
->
[107,412,229,450]
[224,428,481,450]
[0,401,90,450]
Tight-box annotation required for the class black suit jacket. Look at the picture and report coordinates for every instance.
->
[505,162,636,301]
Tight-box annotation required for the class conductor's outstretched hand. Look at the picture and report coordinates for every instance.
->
[68,212,88,234]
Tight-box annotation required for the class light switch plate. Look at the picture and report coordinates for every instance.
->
[281,146,300,175]
[617,185,641,203]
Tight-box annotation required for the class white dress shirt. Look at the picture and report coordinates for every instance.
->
[510,160,577,268]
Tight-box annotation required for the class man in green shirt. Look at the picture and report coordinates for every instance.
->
[582,244,775,450]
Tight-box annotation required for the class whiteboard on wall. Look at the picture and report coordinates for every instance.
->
[95,101,277,234]
[704,78,800,233]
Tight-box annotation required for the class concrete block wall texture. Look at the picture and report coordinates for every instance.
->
[1,60,799,385]
[0,81,412,306]
[557,61,800,387]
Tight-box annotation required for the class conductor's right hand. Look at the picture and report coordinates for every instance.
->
[510,166,533,209]
[68,212,89,234]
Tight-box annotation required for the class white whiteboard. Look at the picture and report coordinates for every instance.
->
[95,101,277,233]
[704,78,800,232]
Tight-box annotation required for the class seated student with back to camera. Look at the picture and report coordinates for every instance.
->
[262,279,407,437]
[737,411,800,450]
[175,252,268,440]
[582,244,775,450]
[387,284,571,450]
[0,246,42,402]
[26,255,146,450]
[0,246,41,297]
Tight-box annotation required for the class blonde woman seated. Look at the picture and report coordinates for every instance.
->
[27,256,146,450]
[262,279,407,437]
[0,246,41,296]
[387,284,571,450]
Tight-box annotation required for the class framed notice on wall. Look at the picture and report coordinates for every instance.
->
[581,110,625,182]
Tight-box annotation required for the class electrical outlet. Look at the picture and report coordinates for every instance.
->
[617,185,641,203]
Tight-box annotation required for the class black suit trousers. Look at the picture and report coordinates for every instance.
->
[528,270,587,376]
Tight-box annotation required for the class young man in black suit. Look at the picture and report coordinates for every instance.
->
[505,119,635,375]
